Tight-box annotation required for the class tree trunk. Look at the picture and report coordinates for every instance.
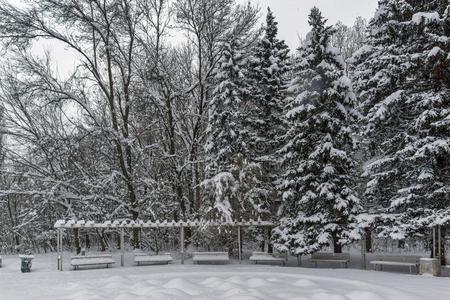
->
[154,229,160,254]
[73,228,81,254]
[267,227,273,253]
[440,227,447,266]
[132,228,140,249]
[260,240,265,252]
[130,191,140,249]
[97,229,108,252]
[332,233,342,253]
[85,233,91,250]
[6,197,20,252]
[365,228,373,253]
[116,232,121,250]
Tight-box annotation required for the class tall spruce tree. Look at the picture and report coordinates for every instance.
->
[249,8,290,154]
[245,8,290,218]
[273,7,361,255]
[202,39,251,221]
[352,1,450,261]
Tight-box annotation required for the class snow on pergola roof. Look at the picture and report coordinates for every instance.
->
[54,219,276,229]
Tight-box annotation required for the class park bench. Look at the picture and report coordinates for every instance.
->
[71,254,115,270]
[134,252,173,265]
[310,252,350,268]
[192,252,229,264]
[369,255,420,274]
[249,251,287,266]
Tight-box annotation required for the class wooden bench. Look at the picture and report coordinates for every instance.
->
[311,252,350,268]
[249,251,287,266]
[71,254,115,270]
[192,252,229,264]
[370,255,420,274]
[134,252,173,265]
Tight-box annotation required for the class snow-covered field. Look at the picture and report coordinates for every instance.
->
[1,253,450,300]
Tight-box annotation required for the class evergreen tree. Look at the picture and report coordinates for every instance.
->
[352,0,450,255]
[245,8,290,218]
[249,7,290,154]
[273,7,361,255]
[202,39,251,221]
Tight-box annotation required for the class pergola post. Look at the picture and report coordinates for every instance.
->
[120,228,125,267]
[438,225,441,264]
[59,228,63,271]
[237,225,242,264]
[180,226,185,264]
[57,228,60,270]
[433,226,436,258]
[360,231,366,270]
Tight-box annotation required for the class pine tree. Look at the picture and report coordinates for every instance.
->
[202,39,251,222]
[273,7,361,255]
[245,8,290,218]
[352,0,450,254]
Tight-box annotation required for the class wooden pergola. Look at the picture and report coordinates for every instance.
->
[54,219,276,271]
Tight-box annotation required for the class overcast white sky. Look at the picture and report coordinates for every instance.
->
[10,0,379,76]
[247,0,378,48]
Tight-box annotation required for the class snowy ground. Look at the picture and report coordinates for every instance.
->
[1,253,450,300]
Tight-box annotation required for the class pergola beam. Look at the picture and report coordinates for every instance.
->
[54,219,276,229]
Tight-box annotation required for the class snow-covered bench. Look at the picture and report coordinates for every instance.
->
[310,252,350,268]
[249,251,287,266]
[192,252,229,264]
[71,254,115,270]
[370,255,420,274]
[134,252,173,265]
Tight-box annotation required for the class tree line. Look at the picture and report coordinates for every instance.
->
[0,0,448,263]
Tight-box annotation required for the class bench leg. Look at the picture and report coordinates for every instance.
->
[314,262,317,268]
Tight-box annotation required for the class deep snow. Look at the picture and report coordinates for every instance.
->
[0,253,449,300]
